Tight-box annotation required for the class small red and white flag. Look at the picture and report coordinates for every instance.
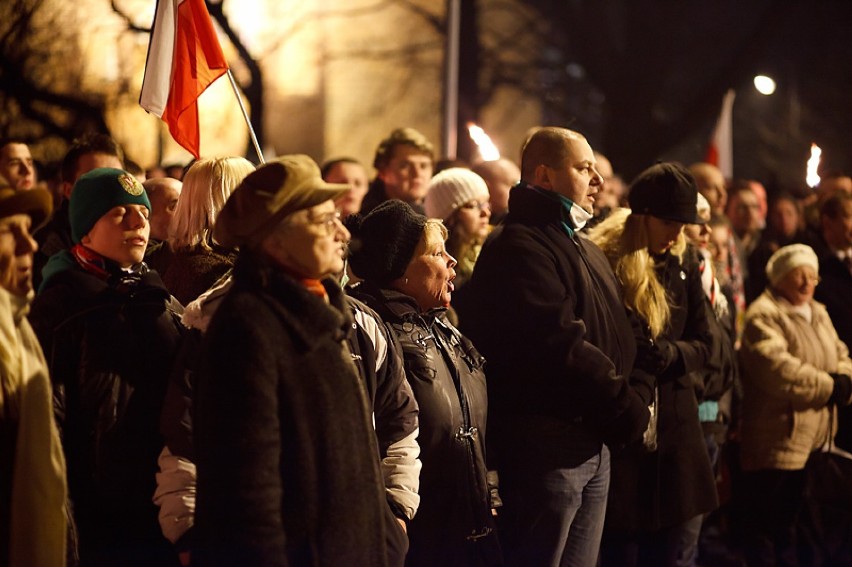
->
[704,89,736,180]
[140,0,229,159]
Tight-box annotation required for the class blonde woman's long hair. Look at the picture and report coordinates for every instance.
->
[169,157,255,251]
[587,208,686,339]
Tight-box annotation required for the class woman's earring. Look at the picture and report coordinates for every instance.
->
[404,277,409,285]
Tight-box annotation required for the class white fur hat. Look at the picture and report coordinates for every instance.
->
[765,243,819,286]
[424,167,490,221]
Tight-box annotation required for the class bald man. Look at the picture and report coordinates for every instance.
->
[143,177,182,242]
[689,162,728,215]
[458,127,651,567]
[473,158,520,224]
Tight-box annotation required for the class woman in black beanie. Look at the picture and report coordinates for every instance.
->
[348,199,502,567]
[587,162,717,567]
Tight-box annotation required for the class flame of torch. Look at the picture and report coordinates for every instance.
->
[806,143,822,188]
[468,123,500,162]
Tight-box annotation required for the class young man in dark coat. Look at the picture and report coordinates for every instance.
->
[456,127,652,567]
[191,155,402,567]
[29,168,184,567]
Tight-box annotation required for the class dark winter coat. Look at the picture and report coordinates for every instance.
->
[810,236,852,452]
[606,248,719,531]
[455,184,652,473]
[28,253,184,567]
[159,245,236,306]
[349,282,501,567]
[191,251,391,567]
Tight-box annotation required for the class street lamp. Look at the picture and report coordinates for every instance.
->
[753,75,776,96]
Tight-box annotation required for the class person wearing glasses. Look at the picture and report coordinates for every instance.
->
[424,168,492,292]
[191,155,402,567]
[347,199,502,567]
[737,243,852,566]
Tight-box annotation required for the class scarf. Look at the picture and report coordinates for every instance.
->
[0,288,67,567]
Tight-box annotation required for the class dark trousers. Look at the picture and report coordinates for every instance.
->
[737,468,806,567]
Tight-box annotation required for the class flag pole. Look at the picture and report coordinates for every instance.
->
[441,0,461,160]
[226,69,265,164]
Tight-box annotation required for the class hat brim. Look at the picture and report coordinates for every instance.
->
[216,178,350,249]
[0,188,53,230]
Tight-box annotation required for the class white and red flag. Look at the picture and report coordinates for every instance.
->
[704,89,736,179]
[140,0,229,159]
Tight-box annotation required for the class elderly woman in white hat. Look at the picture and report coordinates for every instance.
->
[737,243,852,565]
[192,155,401,567]
[423,167,491,289]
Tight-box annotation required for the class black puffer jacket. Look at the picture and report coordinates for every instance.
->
[29,254,184,566]
[350,282,501,567]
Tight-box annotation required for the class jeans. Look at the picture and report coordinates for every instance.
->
[500,444,610,567]
[675,431,721,567]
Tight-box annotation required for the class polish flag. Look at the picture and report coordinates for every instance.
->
[704,89,736,179]
[140,0,229,159]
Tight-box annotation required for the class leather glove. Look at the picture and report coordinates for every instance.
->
[637,339,679,376]
[828,373,852,406]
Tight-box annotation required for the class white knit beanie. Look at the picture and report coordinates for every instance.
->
[424,167,490,221]
[765,243,819,286]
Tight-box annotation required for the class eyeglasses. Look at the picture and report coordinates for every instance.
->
[459,200,491,212]
[308,211,343,236]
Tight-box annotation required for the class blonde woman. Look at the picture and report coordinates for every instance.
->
[160,156,255,304]
[424,167,492,289]
[588,162,717,567]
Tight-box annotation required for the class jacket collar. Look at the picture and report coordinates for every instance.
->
[506,183,590,236]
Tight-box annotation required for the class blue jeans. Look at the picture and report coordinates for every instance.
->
[500,444,610,567]
[675,431,722,567]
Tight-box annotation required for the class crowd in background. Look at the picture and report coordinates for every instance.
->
[1,125,851,567]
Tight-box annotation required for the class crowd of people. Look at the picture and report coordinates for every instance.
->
[0,125,851,567]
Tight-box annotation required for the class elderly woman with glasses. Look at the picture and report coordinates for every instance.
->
[191,155,402,567]
[736,243,852,566]
[348,200,501,567]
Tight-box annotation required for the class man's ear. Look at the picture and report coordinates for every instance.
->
[533,164,553,189]
[62,181,73,200]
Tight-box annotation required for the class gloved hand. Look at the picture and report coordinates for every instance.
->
[828,373,852,406]
[636,338,679,376]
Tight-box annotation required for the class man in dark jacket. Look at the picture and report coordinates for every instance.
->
[456,127,652,567]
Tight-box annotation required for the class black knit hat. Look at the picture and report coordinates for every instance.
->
[347,200,427,284]
[628,162,704,225]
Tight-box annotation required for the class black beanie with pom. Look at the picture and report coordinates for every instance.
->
[347,199,426,285]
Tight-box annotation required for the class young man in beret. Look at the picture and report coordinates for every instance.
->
[29,168,184,567]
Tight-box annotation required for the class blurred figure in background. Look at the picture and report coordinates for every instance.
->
[746,193,805,303]
[737,244,852,567]
[0,139,37,191]
[689,162,728,216]
[143,177,182,243]
[424,167,492,291]
[361,127,435,215]
[321,157,370,218]
[472,158,520,225]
